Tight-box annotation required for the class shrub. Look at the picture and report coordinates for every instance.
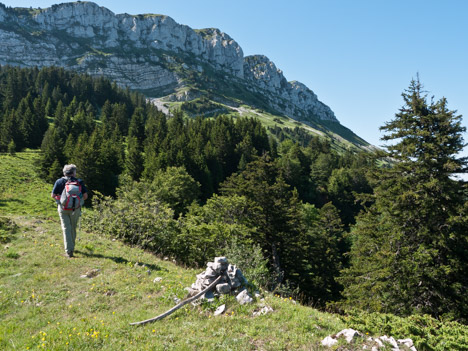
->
[0,217,18,243]
[7,140,16,155]
[221,236,272,290]
[177,194,255,267]
[342,311,468,351]
[84,192,180,258]
[5,250,20,259]
[119,167,200,217]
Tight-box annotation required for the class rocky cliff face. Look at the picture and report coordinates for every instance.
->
[0,1,337,122]
[244,55,336,121]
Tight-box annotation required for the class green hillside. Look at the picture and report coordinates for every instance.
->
[166,100,373,153]
[1,153,468,350]
[0,152,347,350]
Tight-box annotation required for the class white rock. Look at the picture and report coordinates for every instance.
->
[321,336,338,347]
[153,277,162,283]
[214,304,225,316]
[379,335,399,350]
[375,338,384,347]
[236,289,253,305]
[205,267,217,278]
[336,328,361,343]
[252,306,273,317]
[397,338,414,348]
[243,55,337,122]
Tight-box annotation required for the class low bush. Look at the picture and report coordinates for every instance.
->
[0,217,18,243]
[85,192,180,257]
[222,236,272,290]
[342,311,468,351]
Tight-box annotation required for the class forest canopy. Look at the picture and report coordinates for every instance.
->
[1,65,466,322]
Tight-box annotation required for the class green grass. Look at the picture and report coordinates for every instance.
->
[0,152,347,350]
[1,152,467,350]
[0,214,344,350]
[0,151,56,218]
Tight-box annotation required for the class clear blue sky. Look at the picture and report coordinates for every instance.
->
[3,0,468,156]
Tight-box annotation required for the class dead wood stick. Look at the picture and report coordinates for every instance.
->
[130,274,223,326]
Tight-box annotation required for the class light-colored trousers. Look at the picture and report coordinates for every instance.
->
[58,206,81,253]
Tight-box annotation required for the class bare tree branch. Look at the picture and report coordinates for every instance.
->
[130,275,223,326]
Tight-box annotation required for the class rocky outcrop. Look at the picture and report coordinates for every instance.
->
[244,55,337,121]
[31,2,244,75]
[0,1,338,122]
[321,329,417,351]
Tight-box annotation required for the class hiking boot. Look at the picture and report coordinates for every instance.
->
[65,251,74,258]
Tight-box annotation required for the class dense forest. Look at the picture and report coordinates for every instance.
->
[1,65,467,322]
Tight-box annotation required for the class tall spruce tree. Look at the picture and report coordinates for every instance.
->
[339,78,468,321]
[220,154,306,290]
[125,136,144,181]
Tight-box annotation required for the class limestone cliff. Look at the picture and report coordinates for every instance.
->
[244,55,336,121]
[0,1,338,123]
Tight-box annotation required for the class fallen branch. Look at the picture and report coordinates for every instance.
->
[130,274,223,326]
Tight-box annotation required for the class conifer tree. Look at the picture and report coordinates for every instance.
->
[44,98,54,117]
[0,110,15,152]
[128,107,146,143]
[33,96,49,146]
[7,140,16,155]
[53,101,71,139]
[125,136,144,181]
[39,126,65,182]
[301,202,344,303]
[340,78,468,321]
[143,112,168,178]
[48,159,63,180]
[220,154,306,289]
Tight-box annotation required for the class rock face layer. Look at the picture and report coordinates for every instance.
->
[0,1,337,122]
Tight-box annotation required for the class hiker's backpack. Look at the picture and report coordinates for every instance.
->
[60,178,84,211]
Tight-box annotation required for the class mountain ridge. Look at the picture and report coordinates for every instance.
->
[0,1,371,149]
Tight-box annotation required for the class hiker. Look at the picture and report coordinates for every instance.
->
[51,164,88,258]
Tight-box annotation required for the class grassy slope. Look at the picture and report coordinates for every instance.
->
[2,152,467,350]
[0,152,347,350]
[165,99,371,153]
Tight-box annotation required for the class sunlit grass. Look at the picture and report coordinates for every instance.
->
[0,151,56,218]
[0,152,346,350]
[1,215,342,350]
[3,152,462,350]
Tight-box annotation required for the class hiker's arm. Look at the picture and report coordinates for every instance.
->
[51,179,63,200]
[81,181,89,201]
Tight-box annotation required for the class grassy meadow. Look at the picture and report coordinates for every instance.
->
[1,152,467,350]
[0,152,348,350]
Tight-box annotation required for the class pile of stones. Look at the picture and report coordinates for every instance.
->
[186,257,253,305]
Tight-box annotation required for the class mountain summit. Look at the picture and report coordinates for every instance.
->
[0,1,368,147]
